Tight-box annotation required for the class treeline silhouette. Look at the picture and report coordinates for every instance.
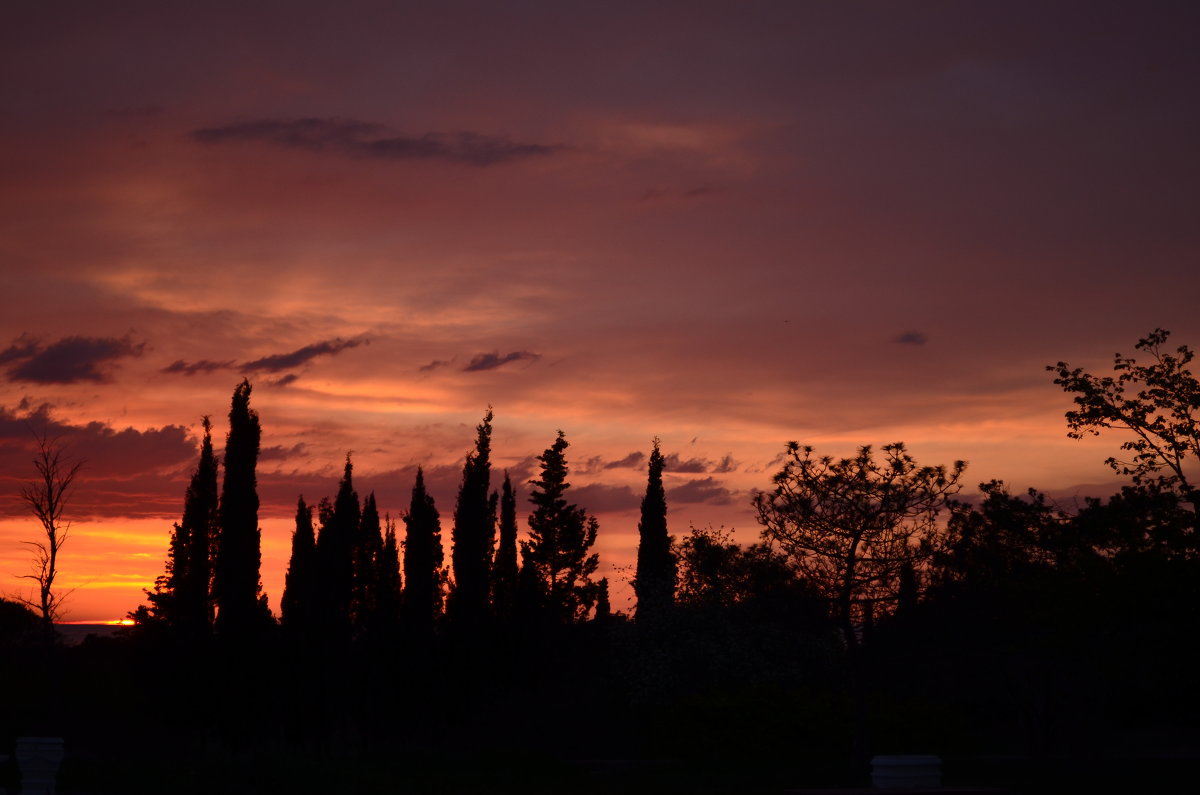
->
[4,331,1200,793]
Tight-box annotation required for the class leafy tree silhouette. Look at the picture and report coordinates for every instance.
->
[448,409,496,628]
[1050,328,1200,526]
[520,431,601,624]
[755,441,963,760]
[755,442,964,650]
[634,438,675,620]
[212,380,269,640]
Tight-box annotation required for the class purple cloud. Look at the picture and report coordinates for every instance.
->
[462,350,540,372]
[1,334,144,384]
[242,337,366,373]
[193,117,565,166]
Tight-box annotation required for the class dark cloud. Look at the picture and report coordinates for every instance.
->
[259,443,308,462]
[0,334,39,365]
[663,453,711,474]
[712,454,739,474]
[162,358,235,376]
[667,477,737,506]
[241,337,366,373]
[462,350,540,372]
[269,373,301,387]
[893,330,928,346]
[570,483,641,513]
[193,117,565,166]
[1,334,144,383]
[418,359,452,373]
[603,451,645,470]
[0,404,197,519]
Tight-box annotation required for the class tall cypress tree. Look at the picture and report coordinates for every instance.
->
[634,438,675,620]
[401,467,445,636]
[281,496,317,635]
[448,409,494,627]
[213,379,265,640]
[374,514,403,635]
[520,431,600,624]
[179,417,219,635]
[316,455,359,640]
[141,417,218,634]
[353,492,383,635]
[491,472,519,620]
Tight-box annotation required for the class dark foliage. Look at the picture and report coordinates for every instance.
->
[401,467,445,635]
[314,456,360,641]
[281,496,318,635]
[448,409,495,628]
[1049,328,1200,523]
[374,514,402,634]
[212,380,268,640]
[353,492,385,636]
[491,471,519,621]
[633,438,674,619]
[141,420,218,639]
[520,431,600,624]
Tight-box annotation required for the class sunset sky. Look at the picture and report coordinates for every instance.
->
[2,1,1199,621]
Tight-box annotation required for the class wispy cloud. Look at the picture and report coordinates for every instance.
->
[893,330,928,345]
[462,350,540,372]
[192,117,566,166]
[164,338,366,378]
[662,452,738,474]
[1,334,144,384]
[242,337,367,373]
[162,358,235,376]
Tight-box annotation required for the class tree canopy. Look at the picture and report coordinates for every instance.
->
[1050,328,1200,518]
[754,441,964,648]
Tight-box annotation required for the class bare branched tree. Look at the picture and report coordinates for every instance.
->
[16,430,84,629]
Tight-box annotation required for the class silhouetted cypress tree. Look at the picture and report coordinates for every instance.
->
[142,523,185,627]
[449,409,495,627]
[353,492,383,635]
[634,438,675,620]
[595,576,612,621]
[281,496,317,635]
[316,455,359,640]
[142,418,218,635]
[491,472,519,620]
[520,431,600,624]
[401,467,445,635]
[213,379,266,640]
[179,417,219,635]
[375,514,402,634]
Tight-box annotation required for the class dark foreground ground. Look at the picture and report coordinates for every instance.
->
[3,747,1198,794]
